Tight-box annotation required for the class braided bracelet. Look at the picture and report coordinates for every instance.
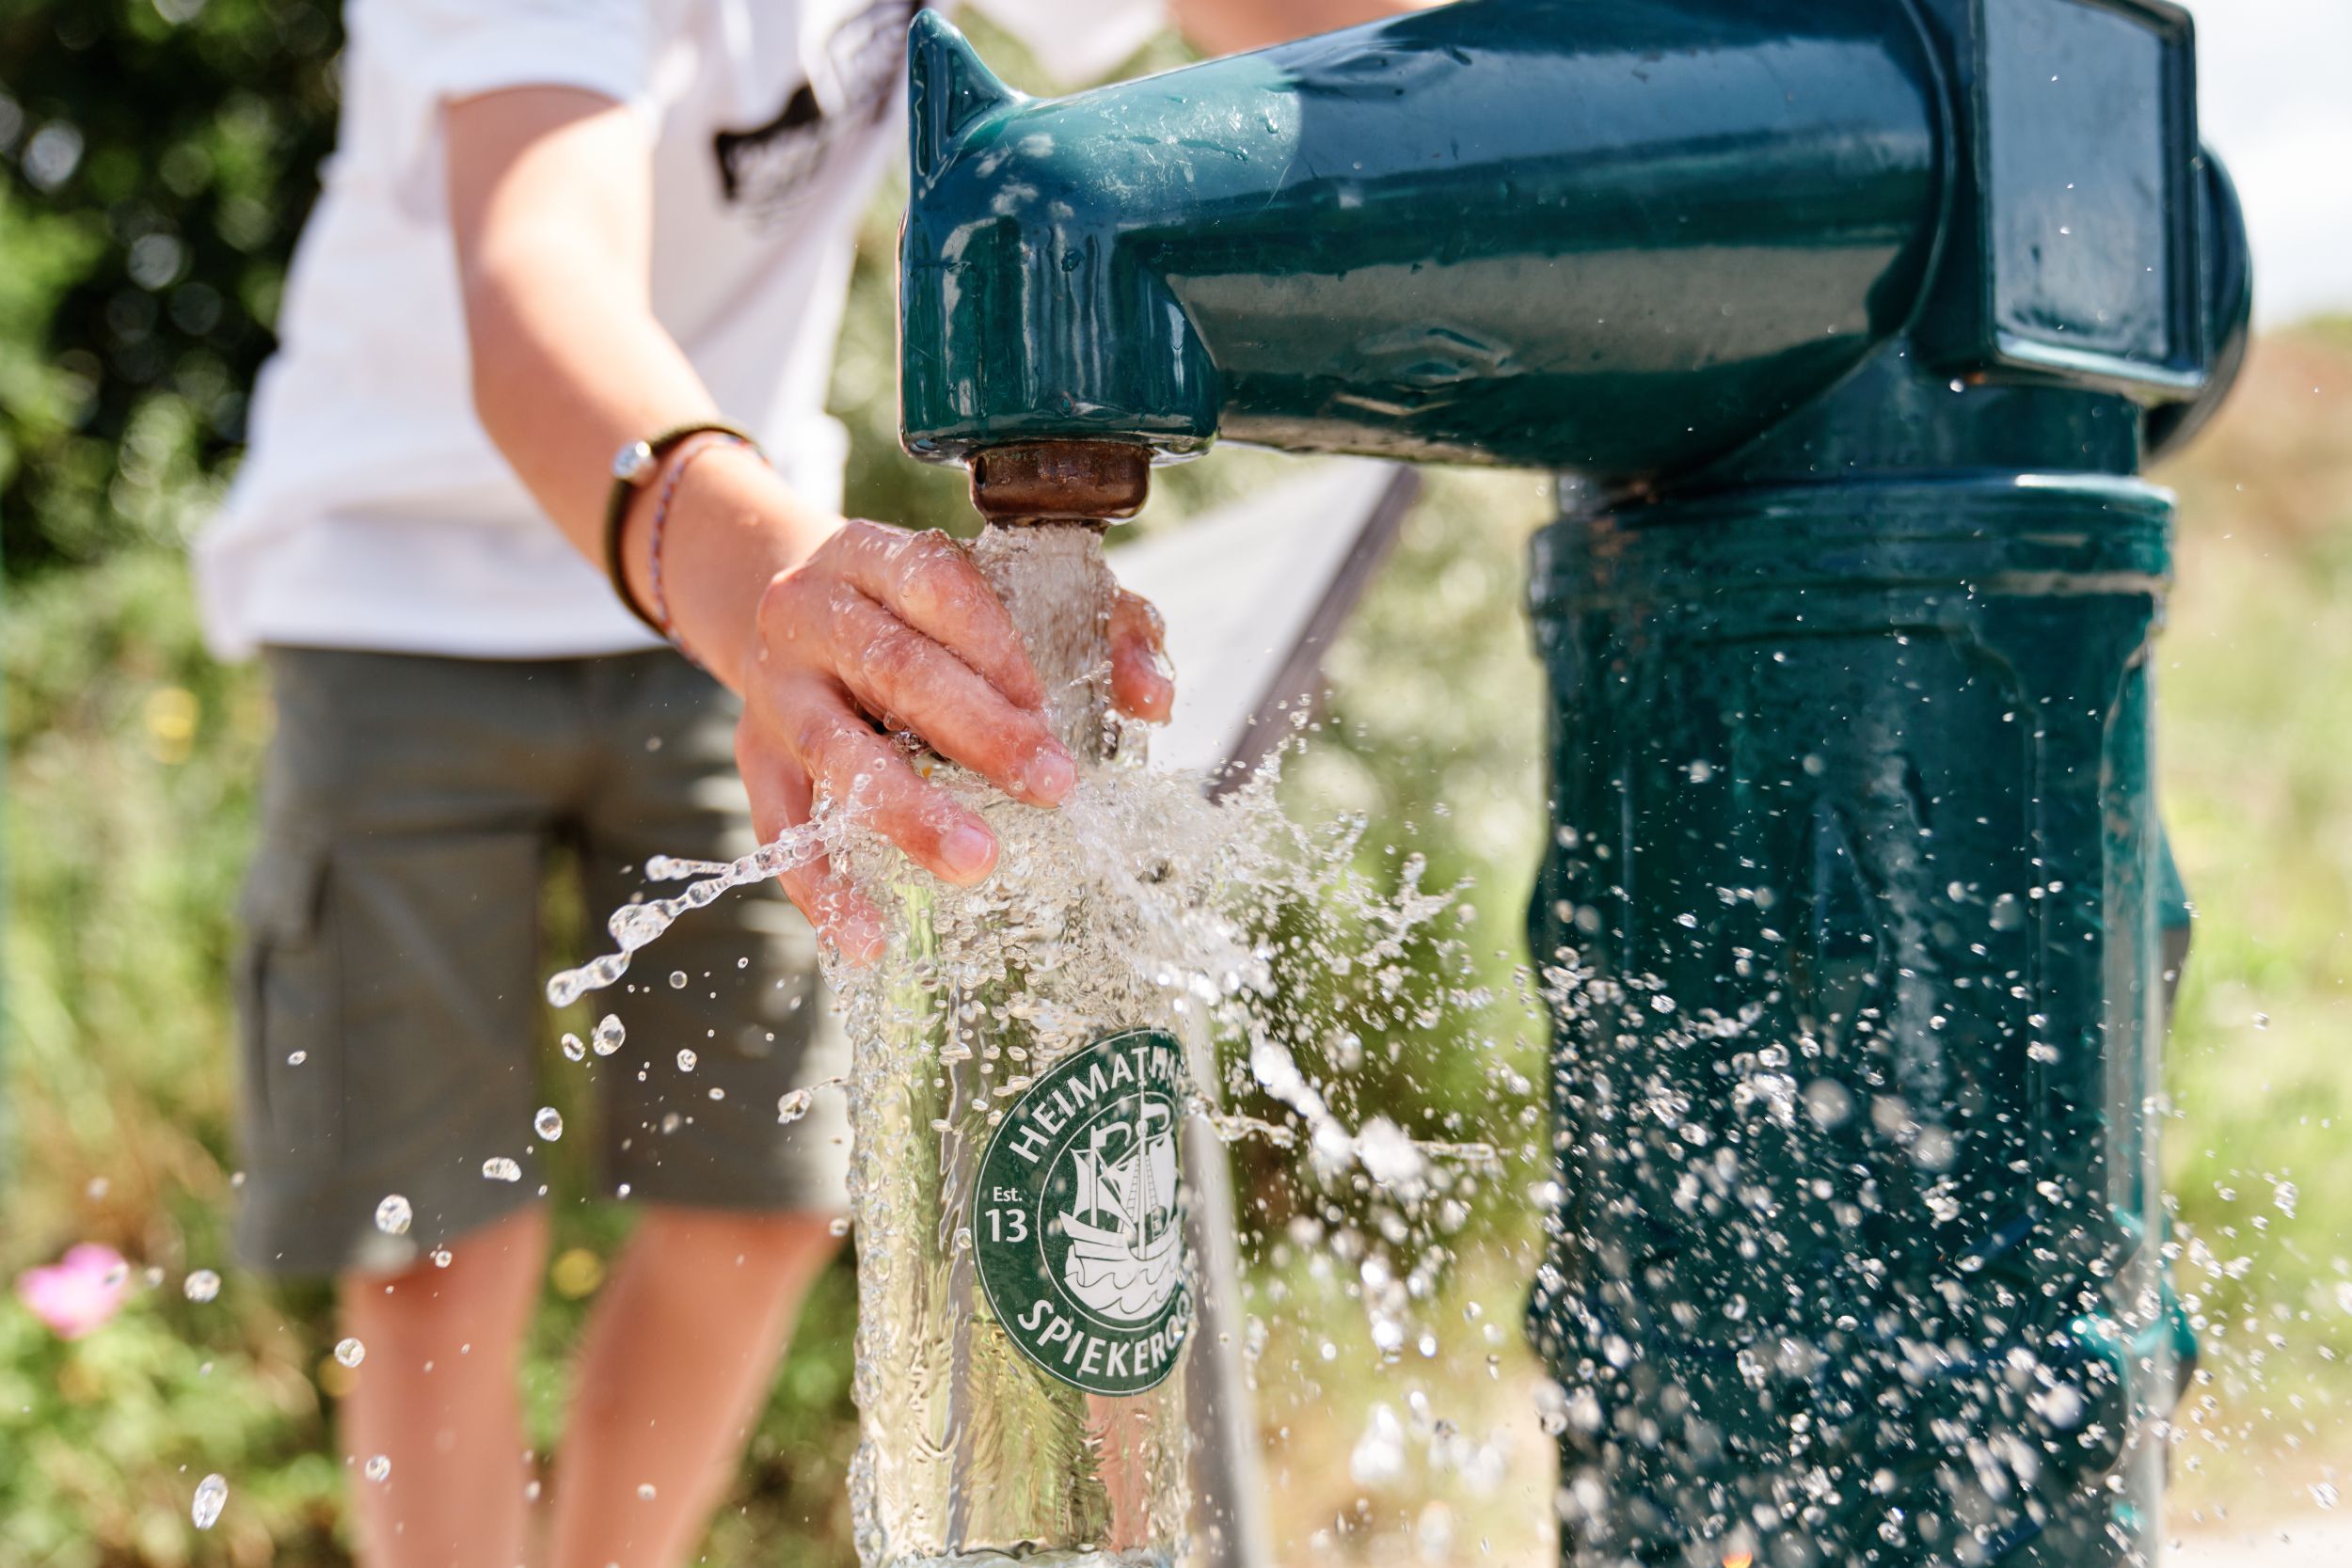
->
[646,431,752,670]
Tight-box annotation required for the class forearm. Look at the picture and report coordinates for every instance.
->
[451,91,834,690]
[463,248,830,689]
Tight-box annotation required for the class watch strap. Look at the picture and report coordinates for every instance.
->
[602,420,765,634]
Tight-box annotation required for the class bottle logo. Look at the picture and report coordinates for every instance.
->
[973,1027,1192,1396]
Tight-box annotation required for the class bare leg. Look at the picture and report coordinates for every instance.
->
[339,1206,552,1568]
[1087,1392,1154,1551]
[546,1206,841,1568]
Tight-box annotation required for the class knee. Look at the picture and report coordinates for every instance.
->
[634,1206,842,1292]
[340,1207,548,1333]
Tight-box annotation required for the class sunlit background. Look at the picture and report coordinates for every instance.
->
[3,3,2347,1564]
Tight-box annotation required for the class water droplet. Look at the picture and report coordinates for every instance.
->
[638,1482,658,1501]
[777,1087,815,1125]
[335,1337,366,1368]
[375,1195,412,1236]
[592,1015,626,1055]
[676,1049,697,1072]
[2032,1382,2087,1430]
[534,1107,564,1141]
[669,970,689,990]
[364,1454,391,1482]
[2316,1482,2340,1510]
[562,1032,586,1062]
[609,903,669,952]
[287,1049,307,1066]
[1532,1380,1569,1435]
[1988,893,2026,931]
[183,1269,220,1303]
[192,1473,228,1529]
[2254,1011,2271,1029]
[1803,1080,1853,1130]
[828,1216,850,1237]
[431,1247,453,1268]
[483,1157,522,1182]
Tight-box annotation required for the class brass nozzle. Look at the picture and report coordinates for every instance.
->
[968,442,1151,527]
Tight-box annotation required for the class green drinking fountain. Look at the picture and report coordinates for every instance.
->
[896,2,2249,1562]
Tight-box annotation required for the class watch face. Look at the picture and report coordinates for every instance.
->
[614,440,658,483]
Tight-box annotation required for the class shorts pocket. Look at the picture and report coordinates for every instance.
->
[234,844,343,1167]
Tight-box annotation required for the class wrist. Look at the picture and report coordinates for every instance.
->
[634,442,835,691]
[603,420,765,633]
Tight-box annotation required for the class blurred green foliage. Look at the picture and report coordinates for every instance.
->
[0,0,342,576]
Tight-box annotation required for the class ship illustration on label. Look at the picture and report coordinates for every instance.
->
[972,1027,1192,1396]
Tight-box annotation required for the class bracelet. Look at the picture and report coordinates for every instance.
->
[603,420,764,634]
[645,432,748,670]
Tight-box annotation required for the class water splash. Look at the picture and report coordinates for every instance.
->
[545,826,837,1007]
[546,525,1526,1568]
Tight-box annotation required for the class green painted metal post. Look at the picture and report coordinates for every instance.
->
[898,1,2250,1561]
[1527,461,2182,1566]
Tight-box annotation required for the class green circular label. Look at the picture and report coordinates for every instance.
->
[972,1027,1192,1397]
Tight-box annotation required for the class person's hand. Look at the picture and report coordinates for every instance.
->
[734,520,1173,962]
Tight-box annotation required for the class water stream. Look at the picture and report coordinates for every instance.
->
[546,523,1515,1568]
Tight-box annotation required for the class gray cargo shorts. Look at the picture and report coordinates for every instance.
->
[233,646,849,1278]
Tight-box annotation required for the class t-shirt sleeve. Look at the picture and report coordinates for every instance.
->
[974,0,1168,87]
[364,0,654,108]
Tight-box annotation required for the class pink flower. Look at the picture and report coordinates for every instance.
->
[15,1243,133,1340]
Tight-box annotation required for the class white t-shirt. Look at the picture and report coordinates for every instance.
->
[196,0,1163,660]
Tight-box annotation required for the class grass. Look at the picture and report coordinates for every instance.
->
[2149,319,2352,1523]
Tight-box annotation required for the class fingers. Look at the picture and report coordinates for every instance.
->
[820,521,1045,710]
[1107,588,1175,722]
[736,721,885,964]
[816,585,1076,805]
[757,673,1009,888]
